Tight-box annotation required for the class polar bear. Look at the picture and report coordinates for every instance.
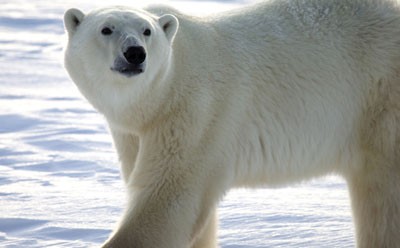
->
[64,0,400,247]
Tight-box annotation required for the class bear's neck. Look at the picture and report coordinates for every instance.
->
[171,17,223,81]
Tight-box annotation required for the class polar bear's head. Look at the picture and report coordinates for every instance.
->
[64,7,178,78]
[63,7,179,130]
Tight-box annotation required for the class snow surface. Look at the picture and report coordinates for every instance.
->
[0,0,354,247]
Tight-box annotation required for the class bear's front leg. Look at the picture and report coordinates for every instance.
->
[109,129,139,184]
[102,131,227,248]
[191,208,219,248]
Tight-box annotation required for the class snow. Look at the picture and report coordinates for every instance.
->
[0,0,354,247]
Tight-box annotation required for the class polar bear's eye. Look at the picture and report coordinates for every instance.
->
[101,27,113,36]
[143,29,151,36]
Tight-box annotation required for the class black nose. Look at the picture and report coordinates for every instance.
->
[123,46,146,65]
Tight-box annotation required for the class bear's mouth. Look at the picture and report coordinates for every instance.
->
[111,66,144,77]
[111,56,145,77]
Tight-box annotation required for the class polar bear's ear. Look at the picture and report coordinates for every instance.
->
[64,8,85,37]
[158,14,179,43]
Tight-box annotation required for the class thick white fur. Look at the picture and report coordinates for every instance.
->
[64,0,400,247]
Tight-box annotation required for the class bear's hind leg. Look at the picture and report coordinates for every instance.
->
[347,160,400,248]
[347,74,400,247]
[347,91,400,246]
